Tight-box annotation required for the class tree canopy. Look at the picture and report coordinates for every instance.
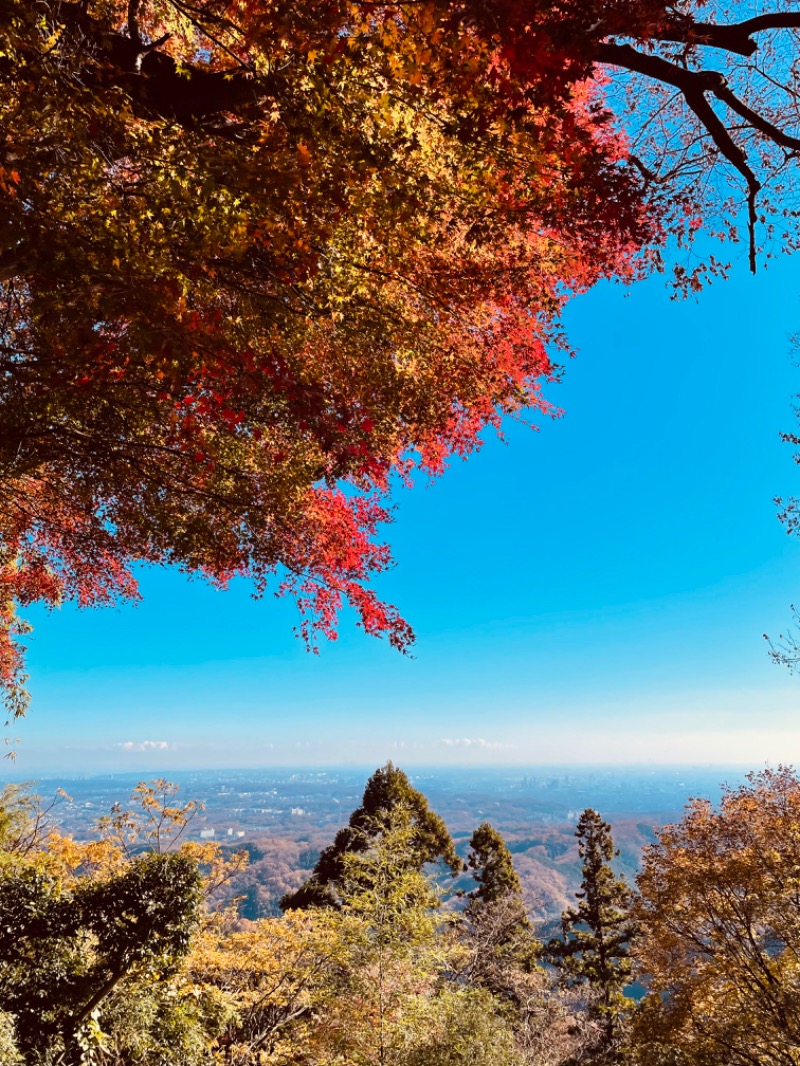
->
[466,822,524,904]
[281,763,460,910]
[633,767,800,1066]
[461,822,539,1010]
[6,767,800,1064]
[0,780,216,1065]
[3,0,800,708]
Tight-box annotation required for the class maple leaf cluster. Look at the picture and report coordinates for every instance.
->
[0,0,658,709]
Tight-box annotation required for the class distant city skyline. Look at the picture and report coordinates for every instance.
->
[11,247,800,774]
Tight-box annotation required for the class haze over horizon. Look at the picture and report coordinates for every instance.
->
[11,248,800,775]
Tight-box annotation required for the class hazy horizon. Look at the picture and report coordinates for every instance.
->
[0,753,773,779]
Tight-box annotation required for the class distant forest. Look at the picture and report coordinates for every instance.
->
[0,762,797,1065]
[210,812,653,928]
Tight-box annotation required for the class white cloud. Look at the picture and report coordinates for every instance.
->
[440,737,511,750]
[114,740,171,752]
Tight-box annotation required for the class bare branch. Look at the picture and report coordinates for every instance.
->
[737,12,800,38]
[645,11,800,56]
[713,82,800,153]
[595,43,763,269]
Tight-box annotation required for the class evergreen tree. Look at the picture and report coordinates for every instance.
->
[467,822,526,906]
[546,809,633,1065]
[281,763,460,910]
[197,814,521,1066]
[322,815,527,1066]
[462,823,538,1008]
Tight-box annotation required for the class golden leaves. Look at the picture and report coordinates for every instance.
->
[633,768,800,1066]
[0,0,649,677]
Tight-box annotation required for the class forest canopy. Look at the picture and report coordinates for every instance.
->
[2,765,799,1064]
[3,0,800,709]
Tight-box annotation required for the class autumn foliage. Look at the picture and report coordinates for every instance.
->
[5,1,800,706]
[633,768,800,1066]
[0,0,656,709]
[5,766,800,1062]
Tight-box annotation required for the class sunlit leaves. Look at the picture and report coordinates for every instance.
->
[0,0,654,707]
[633,768,800,1066]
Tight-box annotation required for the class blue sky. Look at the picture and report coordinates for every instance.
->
[12,244,800,772]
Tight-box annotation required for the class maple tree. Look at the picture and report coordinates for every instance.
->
[3,1,800,709]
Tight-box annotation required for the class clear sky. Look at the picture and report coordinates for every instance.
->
[12,244,800,773]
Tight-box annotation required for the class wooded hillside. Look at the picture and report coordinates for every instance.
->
[1,765,798,1065]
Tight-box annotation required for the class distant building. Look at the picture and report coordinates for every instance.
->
[290,807,306,816]
[199,828,215,839]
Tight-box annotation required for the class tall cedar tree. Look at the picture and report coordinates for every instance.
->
[463,822,538,1004]
[325,819,520,1066]
[281,763,459,910]
[5,1,800,710]
[546,809,633,1065]
[190,819,521,1065]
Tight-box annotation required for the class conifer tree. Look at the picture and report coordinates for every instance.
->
[546,809,633,1065]
[467,822,526,907]
[281,763,460,910]
[462,822,538,1006]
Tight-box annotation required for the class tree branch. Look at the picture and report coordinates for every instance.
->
[68,964,128,1037]
[127,0,142,45]
[595,42,764,270]
[639,11,800,57]
[712,82,800,152]
[651,19,759,57]
[0,247,32,284]
[32,1,271,128]
[737,12,800,37]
